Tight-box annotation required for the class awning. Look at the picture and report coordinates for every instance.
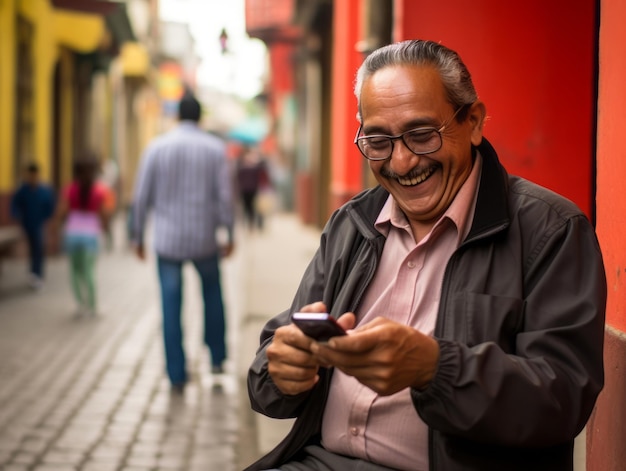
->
[53,10,105,53]
[51,0,136,55]
[52,0,142,76]
[227,116,269,145]
[104,2,136,44]
[51,0,120,15]
[53,0,136,49]
[120,42,150,77]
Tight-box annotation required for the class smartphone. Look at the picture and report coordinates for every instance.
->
[292,312,347,342]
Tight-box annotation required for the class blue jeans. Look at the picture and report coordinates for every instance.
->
[25,227,44,278]
[157,254,227,385]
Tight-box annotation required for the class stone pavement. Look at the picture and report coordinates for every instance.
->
[0,212,320,471]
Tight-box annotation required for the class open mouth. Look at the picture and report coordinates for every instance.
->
[397,166,436,186]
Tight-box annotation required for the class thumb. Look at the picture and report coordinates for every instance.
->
[336,312,356,331]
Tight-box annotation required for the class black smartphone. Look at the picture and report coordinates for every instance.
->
[292,312,347,342]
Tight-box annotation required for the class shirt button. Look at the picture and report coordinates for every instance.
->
[407,261,416,269]
[350,427,359,436]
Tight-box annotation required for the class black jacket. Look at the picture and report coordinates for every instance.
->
[246,139,606,471]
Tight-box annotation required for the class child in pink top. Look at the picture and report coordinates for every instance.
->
[57,155,111,316]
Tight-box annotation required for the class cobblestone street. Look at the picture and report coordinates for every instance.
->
[0,213,320,471]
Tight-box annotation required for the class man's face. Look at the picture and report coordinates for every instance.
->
[359,65,484,232]
[26,169,39,186]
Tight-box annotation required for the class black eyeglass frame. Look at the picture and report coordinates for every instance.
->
[353,105,467,161]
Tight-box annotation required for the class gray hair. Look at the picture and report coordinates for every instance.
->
[354,40,478,119]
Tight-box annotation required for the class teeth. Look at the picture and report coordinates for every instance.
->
[398,167,433,186]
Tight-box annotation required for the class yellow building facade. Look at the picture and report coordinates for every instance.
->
[1,0,157,228]
[0,0,107,224]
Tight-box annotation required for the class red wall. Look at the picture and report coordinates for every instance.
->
[269,43,295,96]
[329,0,364,209]
[587,0,626,466]
[399,0,596,218]
[596,0,626,331]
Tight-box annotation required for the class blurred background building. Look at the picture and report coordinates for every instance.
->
[0,1,624,469]
[0,0,159,246]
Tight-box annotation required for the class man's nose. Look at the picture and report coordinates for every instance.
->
[389,138,419,173]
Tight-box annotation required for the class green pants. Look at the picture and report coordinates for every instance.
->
[69,247,97,312]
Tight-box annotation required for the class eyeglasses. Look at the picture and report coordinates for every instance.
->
[354,106,465,161]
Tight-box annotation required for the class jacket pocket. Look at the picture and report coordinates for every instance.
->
[453,292,524,353]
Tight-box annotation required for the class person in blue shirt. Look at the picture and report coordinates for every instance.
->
[10,162,56,289]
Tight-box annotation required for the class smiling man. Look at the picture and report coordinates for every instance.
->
[246,40,606,471]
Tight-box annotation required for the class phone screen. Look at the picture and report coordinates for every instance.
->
[292,312,346,341]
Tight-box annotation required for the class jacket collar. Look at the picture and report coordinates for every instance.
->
[466,138,510,240]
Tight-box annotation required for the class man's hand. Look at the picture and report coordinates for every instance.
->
[266,302,328,395]
[311,317,440,396]
[266,323,321,395]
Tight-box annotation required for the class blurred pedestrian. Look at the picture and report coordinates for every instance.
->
[10,162,56,289]
[236,146,271,231]
[132,94,235,393]
[57,153,111,317]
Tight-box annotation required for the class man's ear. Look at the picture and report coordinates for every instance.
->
[468,100,487,146]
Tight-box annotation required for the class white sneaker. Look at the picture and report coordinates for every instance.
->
[29,275,43,290]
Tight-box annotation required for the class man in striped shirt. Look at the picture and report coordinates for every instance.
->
[132,95,235,392]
